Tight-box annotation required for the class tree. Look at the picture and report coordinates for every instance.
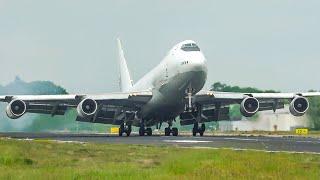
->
[307,92,320,130]
[211,82,278,93]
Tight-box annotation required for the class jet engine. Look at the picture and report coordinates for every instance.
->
[289,96,309,116]
[77,98,98,118]
[240,97,260,117]
[6,99,27,119]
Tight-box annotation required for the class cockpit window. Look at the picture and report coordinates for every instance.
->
[181,43,200,51]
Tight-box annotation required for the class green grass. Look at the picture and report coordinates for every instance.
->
[0,138,319,179]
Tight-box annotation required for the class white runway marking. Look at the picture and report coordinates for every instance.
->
[188,147,320,155]
[223,137,260,141]
[296,141,320,144]
[163,140,212,143]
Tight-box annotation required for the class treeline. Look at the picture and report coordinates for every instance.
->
[0,77,108,132]
[307,94,320,130]
[0,76,67,95]
[211,82,279,93]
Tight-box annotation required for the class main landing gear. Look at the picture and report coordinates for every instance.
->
[164,127,178,136]
[119,123,132,136]
[139,122,152,136]
[164,121,178,136]
[192,123,205,136]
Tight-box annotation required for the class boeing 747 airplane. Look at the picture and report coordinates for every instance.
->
[1,39,319,136]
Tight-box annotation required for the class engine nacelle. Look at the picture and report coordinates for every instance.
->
[240,97,259,117]
[77,98,98,118]
[289,96,309,116]
[6,99,27,119]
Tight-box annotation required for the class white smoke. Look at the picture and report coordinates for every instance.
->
[220,106,308,131]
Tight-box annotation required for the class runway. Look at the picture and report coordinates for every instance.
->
[1,132,320,153]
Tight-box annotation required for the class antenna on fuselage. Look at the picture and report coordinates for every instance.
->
[117,38,133,92]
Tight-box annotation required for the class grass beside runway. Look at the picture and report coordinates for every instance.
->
[0,138,319,179]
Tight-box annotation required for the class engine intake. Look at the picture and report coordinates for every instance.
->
[6,100,27,119]
[77,98,98,118]
[289,96,309,116]
[240,97,259,117]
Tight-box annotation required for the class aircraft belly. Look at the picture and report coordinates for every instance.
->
[141,70,206,122]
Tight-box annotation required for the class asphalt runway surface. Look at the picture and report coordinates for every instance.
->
[1,132,320,154]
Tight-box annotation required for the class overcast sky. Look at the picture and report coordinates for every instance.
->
[0,0,319,93]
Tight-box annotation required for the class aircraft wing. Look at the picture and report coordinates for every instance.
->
[194,90,320,109]
[173,90,320,125]
[0,91,152,122]
[195,91,320,102]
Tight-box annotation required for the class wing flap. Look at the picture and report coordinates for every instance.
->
[76,116,115,124]
[26,103,68,116]
[179,107,230,125]
[259,101,285,111]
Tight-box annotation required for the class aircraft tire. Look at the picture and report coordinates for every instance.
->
[139,128,145,136]
[164,128,170,136]
[200,124,205,136]
[126,125,132,136]
[146,128,152,136]
[192,123,198,136]
[172,128,178,136]
[126,130,131,136]
[192,129,197,136]
[119,124,124,136]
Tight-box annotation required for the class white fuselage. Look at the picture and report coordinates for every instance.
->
[129,40,207,124]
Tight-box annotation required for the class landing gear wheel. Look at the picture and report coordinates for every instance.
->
[119,124,125,136]
[119,123,132,137]
[192,129,197,136]
[192,123,199,136]
[126,125,132,136]
[139,127,145,136]
[164,128,170,136]
[126,131,131,136]
[200,124,205,137]
[172,128,178,136]
[146,128,152,136]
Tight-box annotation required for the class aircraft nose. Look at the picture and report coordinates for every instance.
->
[189,53,207,72]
